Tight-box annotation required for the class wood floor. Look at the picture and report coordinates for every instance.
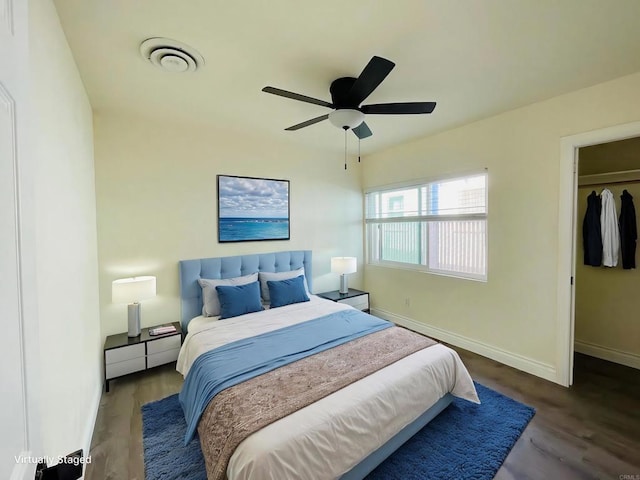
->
[85,350,640,480]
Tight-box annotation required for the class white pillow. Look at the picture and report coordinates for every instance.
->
[258,268,310,303]
[198,272,258,317]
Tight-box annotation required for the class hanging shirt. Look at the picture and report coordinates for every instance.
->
[582,191,603,266]
[600,188,620,267]
[619,189,637,269]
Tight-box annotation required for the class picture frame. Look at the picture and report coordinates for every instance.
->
[217,174,290,243]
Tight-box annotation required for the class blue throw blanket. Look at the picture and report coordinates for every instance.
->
[179,309,392,443]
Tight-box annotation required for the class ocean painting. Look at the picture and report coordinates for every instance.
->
[217,175,290,242]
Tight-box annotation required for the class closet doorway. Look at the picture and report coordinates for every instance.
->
[558,120,640,387]
[574,137,640,376]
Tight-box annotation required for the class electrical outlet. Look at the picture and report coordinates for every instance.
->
[405,297,410,307]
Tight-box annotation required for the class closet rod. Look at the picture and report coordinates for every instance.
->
[579,179,640,187]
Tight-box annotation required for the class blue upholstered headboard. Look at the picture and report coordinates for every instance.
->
[178,250,312,330]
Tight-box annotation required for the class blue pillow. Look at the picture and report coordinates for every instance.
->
[267,275,310,308]
[215,281,263,319]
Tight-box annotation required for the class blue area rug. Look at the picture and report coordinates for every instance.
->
[142,382,534,480]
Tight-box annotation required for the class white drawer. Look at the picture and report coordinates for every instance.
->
[147,334,181,354]
[339,294,369,311]
[147,348,180,368]
[105,357,146,379]
[105,343,145,365]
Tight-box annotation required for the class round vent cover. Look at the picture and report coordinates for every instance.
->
[140,38,204,73]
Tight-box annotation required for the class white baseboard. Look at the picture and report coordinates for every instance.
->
[372,307,558,384]
[575,340,640,370]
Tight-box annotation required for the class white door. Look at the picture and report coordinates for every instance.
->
[0,1,36,479]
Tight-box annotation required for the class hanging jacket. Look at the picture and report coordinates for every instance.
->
[600,188,620,267]
[619,189,637,269]
[583,191,603,266]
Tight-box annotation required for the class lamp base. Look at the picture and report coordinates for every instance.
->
[339,274,349,294]
[127,303,141,337]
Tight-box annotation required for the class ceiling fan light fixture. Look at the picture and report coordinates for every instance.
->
[329,109,365,130]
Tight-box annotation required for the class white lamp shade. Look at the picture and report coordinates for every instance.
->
[112,276,156,304]
[328,109,365,130]
[331,257,357,275]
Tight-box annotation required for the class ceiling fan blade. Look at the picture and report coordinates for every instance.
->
[262,86,333,108]
[361,102,437,114]
[352,122,373,139]
[345,56,395,106]
[284,114,329,131]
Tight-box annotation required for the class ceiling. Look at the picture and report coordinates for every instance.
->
[53,0,640,156]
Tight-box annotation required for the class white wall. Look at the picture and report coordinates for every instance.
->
[30,0,101,462]
[363,71,640,384]
[94,112,363,337]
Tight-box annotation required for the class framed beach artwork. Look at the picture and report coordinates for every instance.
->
[217,175,290,243]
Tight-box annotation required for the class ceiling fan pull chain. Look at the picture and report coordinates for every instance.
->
[358,137,361,163]
[344,128,348,170]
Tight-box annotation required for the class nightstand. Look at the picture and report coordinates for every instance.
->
[103,321,182,392]
[316,288,370,313]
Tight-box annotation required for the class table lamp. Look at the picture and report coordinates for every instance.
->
[112,276,156,337]
[331,257,357,294]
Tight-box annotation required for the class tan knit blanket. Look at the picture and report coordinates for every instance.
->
[197,326,437,480]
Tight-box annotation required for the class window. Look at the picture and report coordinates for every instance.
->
[365,173,487,280]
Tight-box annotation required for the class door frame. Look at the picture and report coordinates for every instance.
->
[2,1,42,478]
[557,120,640,386]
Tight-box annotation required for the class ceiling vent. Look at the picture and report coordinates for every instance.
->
[140,38,204,73]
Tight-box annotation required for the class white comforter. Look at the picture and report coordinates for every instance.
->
[177,295,479,480]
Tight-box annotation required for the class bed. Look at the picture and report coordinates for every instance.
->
[177,250,479,480]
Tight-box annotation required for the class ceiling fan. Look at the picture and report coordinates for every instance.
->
[262,55,436,140]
